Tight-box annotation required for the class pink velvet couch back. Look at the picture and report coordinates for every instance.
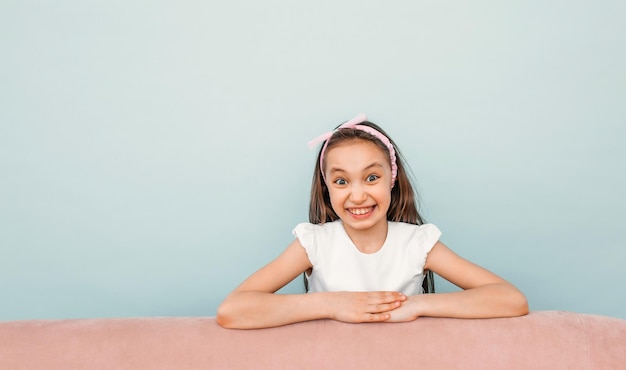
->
[1,311,625,369]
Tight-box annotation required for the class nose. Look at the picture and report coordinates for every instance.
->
[349,182,367,204]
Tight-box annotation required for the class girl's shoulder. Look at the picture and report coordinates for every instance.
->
[292,221,345,264]
[388,222,443,244]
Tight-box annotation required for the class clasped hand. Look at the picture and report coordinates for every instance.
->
[327,291,420,323]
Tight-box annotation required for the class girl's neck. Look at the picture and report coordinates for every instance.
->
[342,220,389,254]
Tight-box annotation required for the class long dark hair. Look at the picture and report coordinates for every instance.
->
[306,120,435,293]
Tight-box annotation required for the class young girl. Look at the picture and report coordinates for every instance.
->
[217,114,528,329]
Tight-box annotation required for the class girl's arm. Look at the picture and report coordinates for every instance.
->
[388,241,528,322]
[217,238,406,329]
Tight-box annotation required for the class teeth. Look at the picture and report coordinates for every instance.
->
[349,207,373,215]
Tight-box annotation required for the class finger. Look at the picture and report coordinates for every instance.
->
[370,300,402,314]
[363,313,391,322]
[368,291,406,304]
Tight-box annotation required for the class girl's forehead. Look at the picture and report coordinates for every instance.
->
[325,140,389,167]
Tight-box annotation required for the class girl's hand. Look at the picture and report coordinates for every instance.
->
[325,291,406,323]
[385,295,422,323]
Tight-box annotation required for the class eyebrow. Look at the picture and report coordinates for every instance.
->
[328,162,385,175]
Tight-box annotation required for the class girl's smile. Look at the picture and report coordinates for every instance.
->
[347,206,376,216]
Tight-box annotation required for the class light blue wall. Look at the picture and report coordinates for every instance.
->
[1,1,624,321]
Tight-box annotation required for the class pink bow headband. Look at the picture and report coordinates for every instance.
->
[308,114,398,188]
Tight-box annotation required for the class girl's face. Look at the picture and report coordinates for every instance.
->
[323,139,392,234]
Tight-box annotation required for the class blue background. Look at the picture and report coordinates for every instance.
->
[1,1,625,320]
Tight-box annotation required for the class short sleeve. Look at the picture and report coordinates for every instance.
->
[292,223,317,265]
[416,223,442,268]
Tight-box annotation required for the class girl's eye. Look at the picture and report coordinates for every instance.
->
[366,174,379,182]
[334,178,347,185]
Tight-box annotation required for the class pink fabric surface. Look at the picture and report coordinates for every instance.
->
[0,311,624,369]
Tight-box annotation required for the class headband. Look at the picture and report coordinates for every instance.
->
[307,114,398,188]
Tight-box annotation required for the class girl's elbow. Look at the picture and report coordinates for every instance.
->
[518,295,530,316]
[216,301,236,328]
[215,314,231,329]
[509,289,529,317]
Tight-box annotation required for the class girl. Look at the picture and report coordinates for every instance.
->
[217,114,528,329]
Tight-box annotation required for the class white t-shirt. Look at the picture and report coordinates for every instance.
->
[292,221,442,296]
